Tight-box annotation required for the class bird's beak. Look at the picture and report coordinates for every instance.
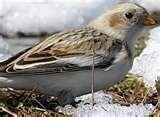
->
[143,15,158,26]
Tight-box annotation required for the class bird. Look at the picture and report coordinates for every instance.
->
[0,3,158,106]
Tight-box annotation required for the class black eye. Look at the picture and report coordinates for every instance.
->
[125,12,133,19]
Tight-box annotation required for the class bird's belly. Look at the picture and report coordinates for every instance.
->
[0,59,132,97]
[35,58,133,97]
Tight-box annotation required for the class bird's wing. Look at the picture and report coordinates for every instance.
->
[0,27,128,74]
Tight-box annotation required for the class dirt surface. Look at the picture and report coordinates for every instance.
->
[0,74,158,116]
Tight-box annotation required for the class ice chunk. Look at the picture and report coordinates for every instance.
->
[131,26,160,87]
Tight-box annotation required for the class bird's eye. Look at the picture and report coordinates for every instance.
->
[125,12,133,19]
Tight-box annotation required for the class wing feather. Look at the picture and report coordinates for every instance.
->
[0,27,126,74]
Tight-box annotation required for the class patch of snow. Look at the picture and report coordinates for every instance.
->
[1,0,160,37]
[131,26,160,87]
[0,0,118,37]
[0,36,11,61]
[57,91,154,117]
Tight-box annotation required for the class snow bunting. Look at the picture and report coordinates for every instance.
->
[0,3,158,106]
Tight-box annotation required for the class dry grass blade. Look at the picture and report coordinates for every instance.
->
[22,86,37,103]
[106,73,157,105]
[150,105,160,117]
[91,40,95,108]
[0,88,73,117]
[0,106,17,117]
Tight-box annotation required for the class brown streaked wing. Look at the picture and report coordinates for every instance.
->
[1,27,114,73]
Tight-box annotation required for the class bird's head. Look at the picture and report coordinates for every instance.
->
[89,3,158,40]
